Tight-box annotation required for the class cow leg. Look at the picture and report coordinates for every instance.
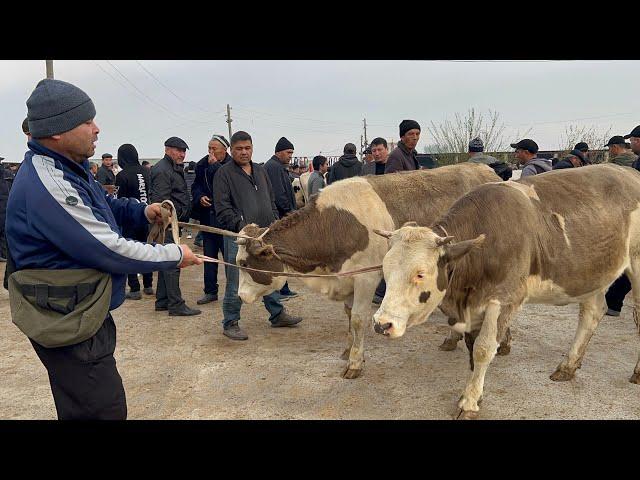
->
[457,300,516,419]
[625,265,640,384]
[342,276,378,379]
[497,327,512,356]
[341,297,354,360]
[439,326,463,351]
[551,292,605,382]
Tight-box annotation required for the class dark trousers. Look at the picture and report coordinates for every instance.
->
[30,314,127,420]
[156,230,185,311]
[606,274,632,312]
[124,225,153,292]
[375,279,386,299]
[202,232,224,295]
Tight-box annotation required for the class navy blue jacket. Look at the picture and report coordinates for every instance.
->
[264,155,296,217]
[6,140,183,310]
[191,153,231,226]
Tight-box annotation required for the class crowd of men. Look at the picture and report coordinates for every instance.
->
[2,77,640,420]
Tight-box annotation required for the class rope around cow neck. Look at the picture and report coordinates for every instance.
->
[150,204,382,278]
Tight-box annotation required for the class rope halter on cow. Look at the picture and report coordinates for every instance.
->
[149,202,382,278]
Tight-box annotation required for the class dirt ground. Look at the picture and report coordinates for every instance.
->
[2,240,640,420]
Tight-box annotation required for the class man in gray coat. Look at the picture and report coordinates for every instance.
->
[150,136,201,316]
[511,139,551,177]
[308,155,328,196]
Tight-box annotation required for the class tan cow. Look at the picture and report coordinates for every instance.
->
[373,164,640,418]
[235,163,501,379]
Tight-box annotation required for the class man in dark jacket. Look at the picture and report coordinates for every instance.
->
[264,136,298,299]
[213,131,302,341]
[385,120,421,173]
[115,143,153,299]
[552,149,588,170]
[327,143,363,184]
[467,137,513,180]
[96,152,116,187]
[150,137,201,317]
[0,159,8,263]
[605,125,640,317]
[191,134,231,305]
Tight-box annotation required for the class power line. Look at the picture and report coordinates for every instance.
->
[134,60,224,116]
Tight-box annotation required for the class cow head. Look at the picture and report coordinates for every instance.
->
[237,224,287,303]
[372,225,484,338]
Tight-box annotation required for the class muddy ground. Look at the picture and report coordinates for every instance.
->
[2,240,639,420]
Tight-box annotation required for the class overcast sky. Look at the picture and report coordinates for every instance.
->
[1,60,638,163]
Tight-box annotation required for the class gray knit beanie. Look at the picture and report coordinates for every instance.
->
[26,79,96,138]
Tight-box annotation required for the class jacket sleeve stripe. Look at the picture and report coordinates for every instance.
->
[32,155,181,269]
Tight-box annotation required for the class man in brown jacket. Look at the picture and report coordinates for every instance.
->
[385,119,421,173]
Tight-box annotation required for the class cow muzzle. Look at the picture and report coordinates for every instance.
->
[374,322,393,335]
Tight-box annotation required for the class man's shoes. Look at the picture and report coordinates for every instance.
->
[143,287,155,295]
[155,304,168,311]
[223,322,248,341]
[606,308,621,317]
[372,294,383,305]
[197,293,218,305]
[0,256,6,262]
[271,311,303,328]
[126,290,142,300]
[169,305,202,316]
[279,289,298,301]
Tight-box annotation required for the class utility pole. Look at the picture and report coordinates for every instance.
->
[226,104,233,140]
[360,135,364,160]
[363,117,368,147]
[46,60,54,79]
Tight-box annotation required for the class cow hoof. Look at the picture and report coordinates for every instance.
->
[629,373,640,384]
[455,409,479,420]
[340,349,350,360]
[550,368,574,382]
[438,339,458,351]
[496,344,511,356]
[342,367,362,379]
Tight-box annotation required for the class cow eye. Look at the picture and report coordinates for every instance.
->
[416,273,425,280]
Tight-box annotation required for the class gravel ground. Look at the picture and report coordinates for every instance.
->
[2,241,639,420]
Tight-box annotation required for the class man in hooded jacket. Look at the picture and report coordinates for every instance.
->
[326,143,363,184]
[115,143,153,299]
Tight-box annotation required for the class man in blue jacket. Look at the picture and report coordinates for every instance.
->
[6,78,202,420]
[191,134,231,305]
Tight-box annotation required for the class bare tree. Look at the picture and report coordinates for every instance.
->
[426,108,510,154]
[559,124,612,152]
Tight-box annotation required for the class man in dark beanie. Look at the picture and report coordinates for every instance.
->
[114,143,154,299]
[327,143,363,184]
[191,134,232,305]
[6,78,202,420]
[264,136,298,299]
[385,120,421,173]
[150,136,202,317]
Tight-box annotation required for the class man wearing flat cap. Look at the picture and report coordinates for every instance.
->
[511,138,551,176]
[96,152,116,189]
[605,136,637,167]
[385,120,421,173]
[150,136,202,317]
[6,78,201,420]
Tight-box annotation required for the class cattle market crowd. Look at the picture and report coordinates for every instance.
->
[2,78,640,420]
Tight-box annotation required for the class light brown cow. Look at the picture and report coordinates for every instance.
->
[235,163,501,379]
[373,164,640,418]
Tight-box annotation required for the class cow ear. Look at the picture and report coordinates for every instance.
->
[442,234,485,263]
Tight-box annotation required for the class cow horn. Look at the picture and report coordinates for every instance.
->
[435,236,455,246]
[373,228,394,239]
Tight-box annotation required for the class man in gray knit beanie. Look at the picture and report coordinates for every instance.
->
[26,79,99,163]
